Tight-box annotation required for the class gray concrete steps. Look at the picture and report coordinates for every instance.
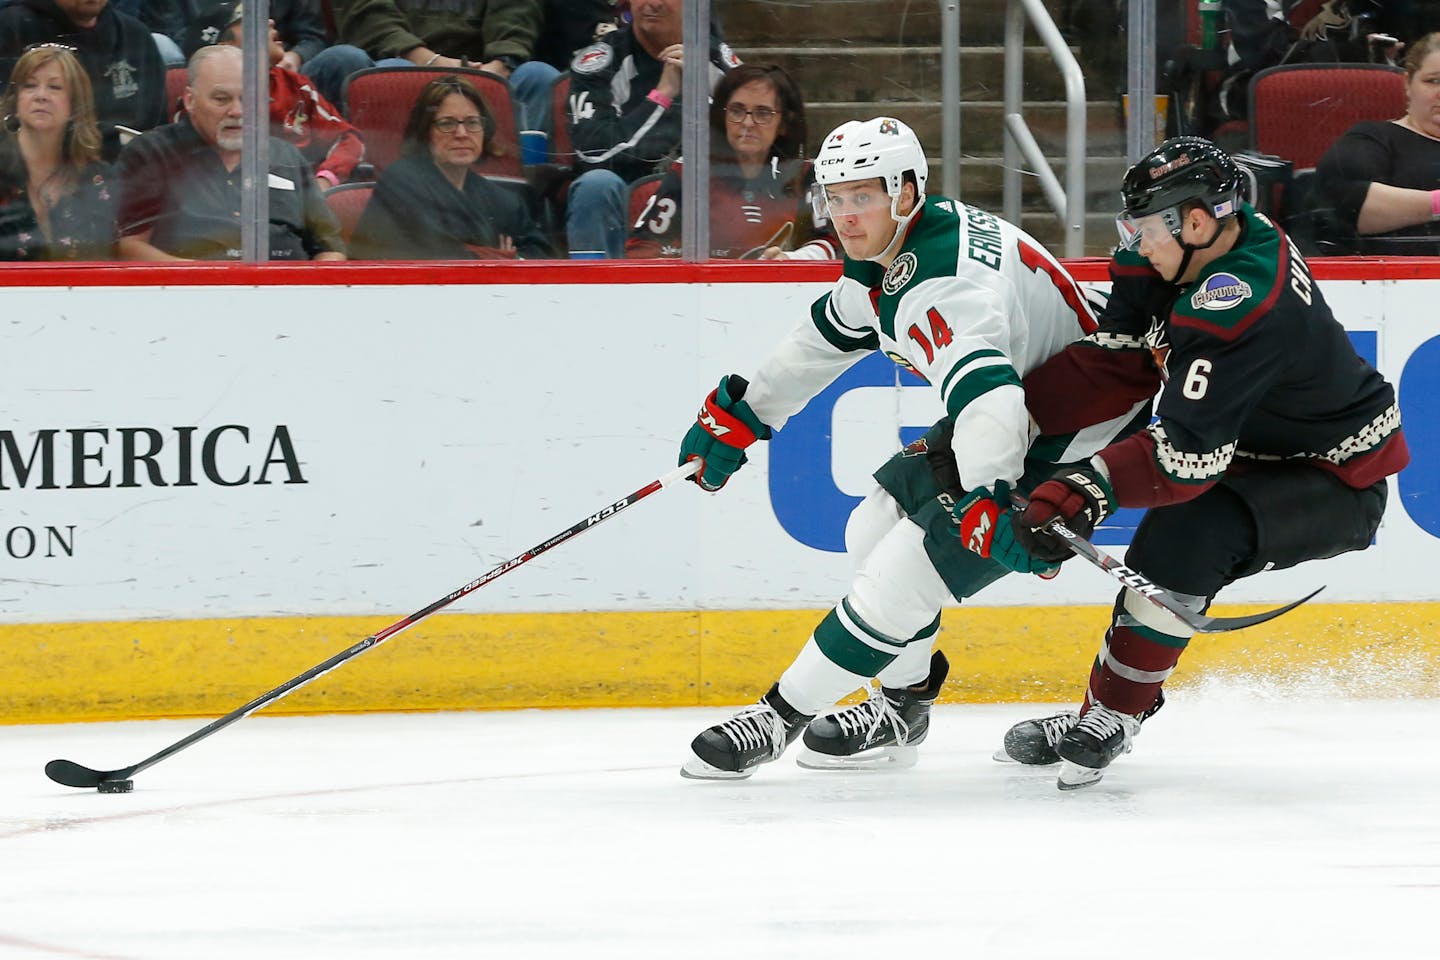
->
[720,0,1065,46]
[731,45,1078,103]
[805,100,1124,156]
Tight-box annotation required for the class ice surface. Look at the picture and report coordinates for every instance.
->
[2,693,1437,959]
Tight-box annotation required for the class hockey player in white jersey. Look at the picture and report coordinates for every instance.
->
[676,116,1146,780]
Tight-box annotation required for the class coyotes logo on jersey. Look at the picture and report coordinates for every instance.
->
[1144,313,1171,380]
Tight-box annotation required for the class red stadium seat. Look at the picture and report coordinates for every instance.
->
[165,65,187,121]
[341,67,522,178]
[323,181,375,244]
[1248,63,1405,171]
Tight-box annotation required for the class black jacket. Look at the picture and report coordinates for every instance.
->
[349,154,552,260]
[568,25,736,184]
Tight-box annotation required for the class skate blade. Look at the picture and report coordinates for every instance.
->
[992,748,1061,765]
[1056,760,1104,791]
[795,745,918,771]
[679,756,754,781]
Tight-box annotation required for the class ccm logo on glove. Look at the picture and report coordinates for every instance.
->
[678,374,771,492]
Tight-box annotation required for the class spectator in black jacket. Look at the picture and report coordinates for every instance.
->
[565,0,737,256]
[349,74,552,259]
[0,0,165,159]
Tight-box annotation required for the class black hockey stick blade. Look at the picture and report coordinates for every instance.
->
[1044,516,1324,633]
[45,759,136,788]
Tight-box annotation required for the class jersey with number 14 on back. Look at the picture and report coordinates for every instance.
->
[746,196,1132,494]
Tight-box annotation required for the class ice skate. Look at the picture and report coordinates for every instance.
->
[797,651,949,771]
[997,690,1163,766]
[993,711,1080,765]
[1055,702,1142,790]
[681,684,813,780]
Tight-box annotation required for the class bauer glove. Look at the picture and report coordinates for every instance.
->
[679,374,772,492]
[1012,463,1115,564]
[947,481,1060,577]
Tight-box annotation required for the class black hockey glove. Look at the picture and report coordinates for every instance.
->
[1012,463,1116,564]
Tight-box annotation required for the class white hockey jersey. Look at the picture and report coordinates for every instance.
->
[746,196,1132,491]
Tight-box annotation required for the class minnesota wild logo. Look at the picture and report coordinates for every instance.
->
[883,252,917,294]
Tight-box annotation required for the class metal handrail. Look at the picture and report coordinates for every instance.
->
[939,0,961,201]
[1001,0,1086,257]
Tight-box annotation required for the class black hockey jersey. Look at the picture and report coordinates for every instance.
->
[1025,204,1408,507]
[567,26,736,184]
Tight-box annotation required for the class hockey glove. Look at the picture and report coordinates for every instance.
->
[1012,463,1116,564]
[947,481,1060,577]
[679,374,772,492]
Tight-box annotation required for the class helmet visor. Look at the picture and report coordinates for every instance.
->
[812,182,891,224]
[1115,206,1183,252]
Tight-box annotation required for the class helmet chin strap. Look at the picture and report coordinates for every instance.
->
[1166,215,1225,284]
[867,192,924,264]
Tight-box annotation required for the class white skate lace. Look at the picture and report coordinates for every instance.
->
[717,702,788,759]
[1075,704,1135,742]
[1037,712,1080,747]
[835,687,909,745]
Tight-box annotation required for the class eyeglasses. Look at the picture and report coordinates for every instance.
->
[433,117,485,134]
[725,104,778,125]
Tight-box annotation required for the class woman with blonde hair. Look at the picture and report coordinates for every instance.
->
[0,44,117,260]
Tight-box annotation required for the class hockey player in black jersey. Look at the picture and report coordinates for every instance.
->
[996,136,1410,790]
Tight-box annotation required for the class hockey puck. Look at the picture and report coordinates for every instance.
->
[97,779,134,794]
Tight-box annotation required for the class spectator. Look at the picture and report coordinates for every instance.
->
[310,0,554,130]
[522,1,728,134]
[180,1,365,188]
[0,0,166,159]
[532,0,621,71]
[271,0,378,110]
[1313,30,1440,253]
[627,63,835,260]
[115,44,345,260]
[348,74,551,258]
[0,43,116,258]
[566,0,739,257]
[110,0,187,65]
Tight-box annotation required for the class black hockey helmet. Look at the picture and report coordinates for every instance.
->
[1116,136,1244,251]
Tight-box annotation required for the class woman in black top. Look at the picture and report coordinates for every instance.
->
[0,44,116,261]
[350,76,552,260]
[1314,32,1440,254]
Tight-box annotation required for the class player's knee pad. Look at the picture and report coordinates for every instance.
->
[847,518,950,644]
[845,486,905,568]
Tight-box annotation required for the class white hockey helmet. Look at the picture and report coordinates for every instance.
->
[813,116,929,218]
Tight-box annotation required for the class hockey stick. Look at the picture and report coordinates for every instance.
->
[1009,494,1322,633]
[46,461,703,791]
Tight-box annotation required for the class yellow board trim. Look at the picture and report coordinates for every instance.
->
[3,603,1438,724]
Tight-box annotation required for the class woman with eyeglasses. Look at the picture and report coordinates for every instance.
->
[0,44,116,260]
[627,63,836,260]
[349,76,552,260]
